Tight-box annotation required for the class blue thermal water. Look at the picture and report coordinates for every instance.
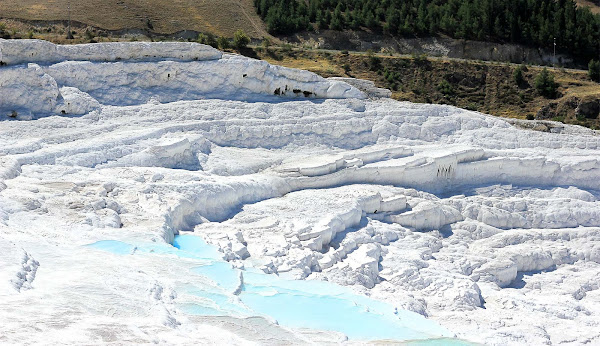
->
[87,235,473,343]
[191,262,242,293]
[237,269,455,341]
[87,240,136,255]
[173,235,222,259]
[241,283,427,340]
[405,339,479,345]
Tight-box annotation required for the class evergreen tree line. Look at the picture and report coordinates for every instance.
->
[254,0,600,60]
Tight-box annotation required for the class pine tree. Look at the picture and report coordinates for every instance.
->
[416,0,428,34]
[364,10,377,29]
[535,68,558,98]
[350,10,362,29]
[308,0,319,22]
[317,10,328,30]
[252,0,600,61]
[513,65,525,86]
[330,6,345,30]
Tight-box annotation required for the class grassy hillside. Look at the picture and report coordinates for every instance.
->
[0,0,268,37]
[576,0,600,13]
[256,48,600,129]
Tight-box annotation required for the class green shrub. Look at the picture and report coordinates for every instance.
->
[85,29,96,42]
[366,50,381,71]
[534,68,558,98]
[233,29,250,49]
[465,103,478,111]
[589,59,600,82]
[217,36,230,50]
[197,33,218,48]
[411,53,428,64]
[261,38,271,49]
[437,79,455,96]
[384,69,401,86]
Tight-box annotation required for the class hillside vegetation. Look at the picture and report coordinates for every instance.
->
[255,0,600,61]
[256,48,600,129]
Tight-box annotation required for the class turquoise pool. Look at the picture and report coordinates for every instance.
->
[88,235,474,344]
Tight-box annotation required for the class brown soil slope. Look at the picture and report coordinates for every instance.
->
[576,0,600,13]
[0,0,267,37]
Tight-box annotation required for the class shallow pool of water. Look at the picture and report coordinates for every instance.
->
[87,235,473,343]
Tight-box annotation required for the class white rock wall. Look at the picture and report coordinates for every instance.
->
[0,40,363,117]
[0,39,222,65]
[0,63,59,117]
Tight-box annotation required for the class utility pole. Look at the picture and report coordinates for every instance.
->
[66,0,74,39]
[553,37,556,68]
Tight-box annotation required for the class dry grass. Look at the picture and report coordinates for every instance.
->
[259,53,346,77]
[575,0,600,13]
[556,72,600,97]
[0,0,268,37]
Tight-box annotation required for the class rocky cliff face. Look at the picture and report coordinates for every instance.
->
[537,95,600,121]
[289,31,577,67]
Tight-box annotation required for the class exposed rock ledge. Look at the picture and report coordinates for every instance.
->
[329,77,393,98]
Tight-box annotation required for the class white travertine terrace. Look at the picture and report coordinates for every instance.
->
[1,40,599,345]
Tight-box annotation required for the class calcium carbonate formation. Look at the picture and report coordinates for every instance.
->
[1,40,599,345]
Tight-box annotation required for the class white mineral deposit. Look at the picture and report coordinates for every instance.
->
[1,39,599,345]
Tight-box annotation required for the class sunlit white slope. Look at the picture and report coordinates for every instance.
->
[1,40,599,345]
